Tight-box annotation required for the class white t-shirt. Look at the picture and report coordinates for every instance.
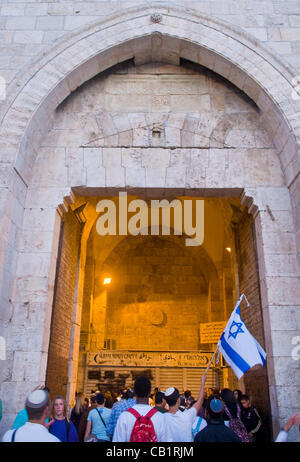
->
[2,422,61,442]
[164,407,197,442]
[113,404,172,442]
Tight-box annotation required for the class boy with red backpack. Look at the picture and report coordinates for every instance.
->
[113,376,171,442]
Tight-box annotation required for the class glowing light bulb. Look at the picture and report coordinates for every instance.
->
[104,278,111,285]
[226,247,231,253]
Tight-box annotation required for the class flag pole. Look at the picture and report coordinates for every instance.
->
[204,344,219,374]
[241,293,251,307]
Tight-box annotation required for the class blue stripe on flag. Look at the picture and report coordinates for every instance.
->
[258,351,266,366]
[220,333,251,374]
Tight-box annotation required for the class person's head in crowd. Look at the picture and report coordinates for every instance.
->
[126,388,135,400]
[179,396,186,407]
[105,397,113,409]
[134,376,151,399]
[205,395,224,420]
[184,390,191,399]
[74,392,85,415]
[164,387,180,409]
[233,389,243,402]
[25,389,50,424]
[221,388,235,404]
[121,389,128,400]
[90,394,97,405]
[240,394,251,409]
[51,395,68,420]
[104,391,112,400]
[155,391,166,409]
[95,393,105,406]
[185,396,195,409]
[178,395,186,412]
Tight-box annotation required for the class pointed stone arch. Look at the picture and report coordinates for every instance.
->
[0,3,300,440]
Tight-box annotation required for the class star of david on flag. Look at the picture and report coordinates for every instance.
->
[217,294,266,379]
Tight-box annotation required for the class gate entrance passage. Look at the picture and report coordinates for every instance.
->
[46,192,270,428]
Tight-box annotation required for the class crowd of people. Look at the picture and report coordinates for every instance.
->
[1,374,300,442]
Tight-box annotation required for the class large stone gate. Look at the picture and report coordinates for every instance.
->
[0,2,299,441]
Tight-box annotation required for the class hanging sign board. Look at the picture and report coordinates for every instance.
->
[200,322,226,344]
[87,350,213,368]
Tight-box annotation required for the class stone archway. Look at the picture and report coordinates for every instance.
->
[46,189,274,442]
[0,4,299,439]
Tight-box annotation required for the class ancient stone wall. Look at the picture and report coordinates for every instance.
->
[103,236,209,351]
[46,209,82,398]
[0,2,299,441]
[236,211,271,441]
[1,0,300,90]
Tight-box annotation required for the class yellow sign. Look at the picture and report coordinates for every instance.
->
[87,350,213,368]
[200,322,226,344]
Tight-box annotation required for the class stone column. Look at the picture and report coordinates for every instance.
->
[244,187,300,441]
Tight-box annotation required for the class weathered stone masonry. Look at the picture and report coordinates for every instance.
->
[0,2,299,441]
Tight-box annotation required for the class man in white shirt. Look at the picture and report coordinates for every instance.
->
[2,389,60,442]
[164,372,207,442]
[113,376,171,442]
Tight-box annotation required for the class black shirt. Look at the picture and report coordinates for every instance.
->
[194,418,242,443]
[241,406,261,434]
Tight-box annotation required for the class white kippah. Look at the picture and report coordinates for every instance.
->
[26,390,48,408]
[165,387,175,397]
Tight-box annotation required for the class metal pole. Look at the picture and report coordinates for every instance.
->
[204,345,219,374]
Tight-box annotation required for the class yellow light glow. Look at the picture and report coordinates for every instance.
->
[226,247,232,253]
[104,278,111,285]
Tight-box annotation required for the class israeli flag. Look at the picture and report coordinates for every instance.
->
[217,294,266,379]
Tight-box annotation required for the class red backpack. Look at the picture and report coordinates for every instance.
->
[127,408,158,442]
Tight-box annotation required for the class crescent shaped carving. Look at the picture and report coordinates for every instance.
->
[151,310,167,327]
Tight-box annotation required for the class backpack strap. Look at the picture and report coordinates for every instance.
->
[127,408,141,420]
[195,417,203,433]
[145,408,158,420]
[223,404,233,420]
[11,429,17,442]
[65,419,71,441]
[96,408,107,427]
[236,403,241,419]
[127,407,157,421]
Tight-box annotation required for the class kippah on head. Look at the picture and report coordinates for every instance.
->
[209,398,224,414]
[26,390,49,409]
[164,387,180,405]
[165,387,175,397]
